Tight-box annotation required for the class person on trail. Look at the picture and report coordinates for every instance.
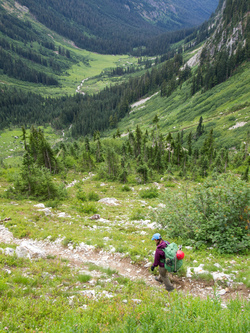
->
[151,233,175,292]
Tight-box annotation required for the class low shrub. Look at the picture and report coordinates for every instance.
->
[155,174,250,253]
[130,208,145,221]
[62,238,73,247]
[79,203,98,215]
[165,182,176,187]
[121,185,131,192]
[88,191,100,201]
[140,187,159,199]
[76,189,87,202]
[78,274,91,283]
[7,165,67,201]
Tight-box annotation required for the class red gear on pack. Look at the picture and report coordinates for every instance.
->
[176,250,185,260]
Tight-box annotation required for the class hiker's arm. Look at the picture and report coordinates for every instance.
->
[153,249,161,267]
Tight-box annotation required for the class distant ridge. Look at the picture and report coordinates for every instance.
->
[13,0,219,53]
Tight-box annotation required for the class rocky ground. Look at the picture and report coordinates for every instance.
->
[0,224,249,306]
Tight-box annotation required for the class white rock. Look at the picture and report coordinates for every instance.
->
[5,248,15,256]
[79,243,95,252]
[98,218,110,223]
[66,180,79,188]
[109,245,116,253]
[68,296,75,306]
[132,299,142,304]
[98,198,119,206]
[186,264,209,278]
[38,208,52,216]
[123,300,128,304]
[214,263,221,268]
[80,290,96,298]
[212,272,234,284]
[58,212,71,218]
[158,203,166,208]
[144,262,152,268]
[229,122,247,130]
[221,303,228,309]
[34,203,45,208]
[88,280,96,286]
[0,225,13,242]
[185,246,193,250]
[217,289,227,296]
[16,241,46,259]
[98,290,114,299]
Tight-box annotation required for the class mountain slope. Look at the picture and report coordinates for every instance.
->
[0,0,249,152]
[12,0,219,53]
[132,0,220,29]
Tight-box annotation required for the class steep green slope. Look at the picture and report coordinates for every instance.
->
[112,62,250,149]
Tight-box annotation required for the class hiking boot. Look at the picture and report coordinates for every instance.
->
[155,277,162,283]
[165,286,175,292]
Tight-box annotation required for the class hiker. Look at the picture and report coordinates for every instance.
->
[151,233,175,292]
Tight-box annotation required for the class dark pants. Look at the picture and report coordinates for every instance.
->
[158,266,175,291]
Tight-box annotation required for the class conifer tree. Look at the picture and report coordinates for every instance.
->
[187,131,192,156]
[196,116,205,139]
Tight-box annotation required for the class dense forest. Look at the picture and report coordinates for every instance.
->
[15,0,219,55]
[0,0,249,140]
[0,7,80,85]
[16,0,162,54]
[0,54,188,132]
[1,29,248,136]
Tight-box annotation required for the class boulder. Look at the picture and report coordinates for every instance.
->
[89,214,100,220]
[58,212,71,218]
[5,247,15,256]
[0,225,13,242]
[132,299,142,304]
[98,198,119,206]
[38,208,52,216]
[16,241,46,259]
[34,203,45,208]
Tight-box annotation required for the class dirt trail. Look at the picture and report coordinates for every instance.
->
[0,225,249,303]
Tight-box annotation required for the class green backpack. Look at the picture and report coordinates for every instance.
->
[161,242,183,273]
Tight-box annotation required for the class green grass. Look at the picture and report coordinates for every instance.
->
[0,167,249,331]
[0,250,248,333]
[78,274,92,283]
[110,62,250,150]
[0,126,61,167]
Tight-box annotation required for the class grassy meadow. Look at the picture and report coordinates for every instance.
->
[0,166,249,331]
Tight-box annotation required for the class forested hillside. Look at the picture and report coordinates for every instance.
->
[0,0,249,146]
[13,0,219,54]
[0,4,82,86]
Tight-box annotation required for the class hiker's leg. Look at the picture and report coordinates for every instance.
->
[159,267,174,291]
[156,274,163,282]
